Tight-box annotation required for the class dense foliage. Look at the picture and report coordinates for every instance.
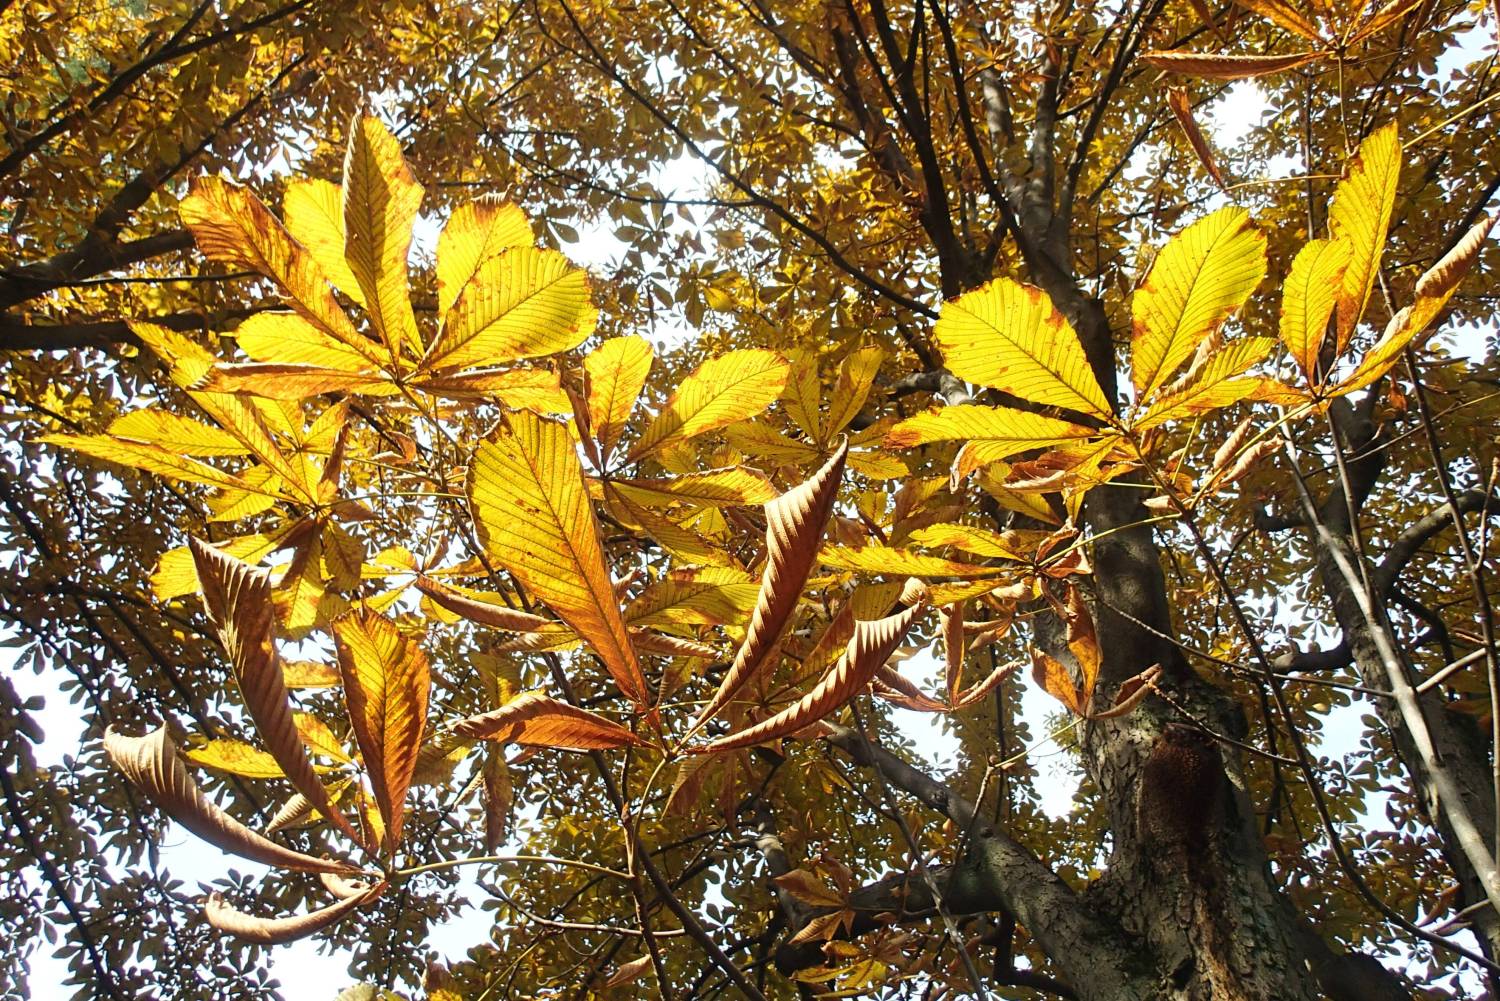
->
[2,1,1500,1000]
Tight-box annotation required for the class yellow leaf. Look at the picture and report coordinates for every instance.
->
[781,348,823,442]
[824,345,884,436]
[423,247,596,372]
[282,178,366,307]
[108,410,249,456]
[333,609,431,851]
[606,486,731,566]
[233,312,373,371]
[1131,205,1267,400]
[819,544,1007,578]
[627,349,790,461]
[583,335,654,457]
[1278,239,1351,381]
[294,713,352,764]
[184,738,286,779]
[179,178,377,363]
[977,465,1062,525]
[437,196,534,316]
[885,404,1097,459]
[609,467,777,507]
[1133,337,1275,428]
[412,366,570,411]
[724,421,822,462]
[449,691,645,750]
[153,533,278,600]
[468,411,650,705]
[935,278,1112,416]
[41,434,275,495]
[907,523,1034,559]
[342,114,424,359]
[1328,124,1401,351]
[283,660,341,688]
[194,363,396,400]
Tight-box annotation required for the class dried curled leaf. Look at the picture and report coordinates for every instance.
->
[204,883,383,944]
[449,691,647,751]
[414,577,552,632]
[691,441,848,729]
[696,597,927,753]
[190,539,361,845]
[103,726,352,874]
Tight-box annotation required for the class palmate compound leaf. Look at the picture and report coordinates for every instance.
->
[694,593,928,753]
[205,883,384,945]
[690,441,848,730]
[1131,205,1267,401]
[468,410,650,705]
[342,113,425,360]
[448,691,646,751]
[190,539,363,845]
[626,349,791,461]
[103,726,355,874]
[932,278,1113,417]
[333,609,431,852]
[1328,123,1401,352]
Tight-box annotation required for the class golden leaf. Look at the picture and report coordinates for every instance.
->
[627,349,791,461]
[183,738,286,779]
[1131,205,1266,400]
[934,278,1112,417]
[436,196,534,316]
[1278,239,1351,381]
[1140,49,1325,79]
[1328,124,1401,351]
[423,247,596,372]
[583,334,654,459]
[107,410,250,457]
[468,410,649,705]
[283,178,366,307]
[233,312,374,372]
[343,114,425,359]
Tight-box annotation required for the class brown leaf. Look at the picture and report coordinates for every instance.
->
[1167,88,1227,189]
[1142,49,1325,79]
[1091,665,1164,720]
[204,883,383,944]
[334,609,431,851]
[189,540,362,846]
[103,726,352,874]
[602,955,654,988]
[481,749,513,851]
[952,656,1024,710]
[696,597,926,753]
[449,691,647,751]
[941,601,966,704]
[873,665,948,712]
[691,441,848,729]
[414,577,553,632]
[1031,651,1086,716]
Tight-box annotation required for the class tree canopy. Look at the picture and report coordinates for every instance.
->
[2,1,1500,1000]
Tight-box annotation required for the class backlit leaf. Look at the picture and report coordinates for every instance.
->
[1328,124,1401,350]
[449,691,645,750]
[1279,239,1351,381]
[283,178,366,306]
[934,278,1112,417]
[468,411,649,705]
[343,114,424,359]
[437,196,534,316]
[584,335,654,458]
[1131,205,1266,400]
[628,349,790,460]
